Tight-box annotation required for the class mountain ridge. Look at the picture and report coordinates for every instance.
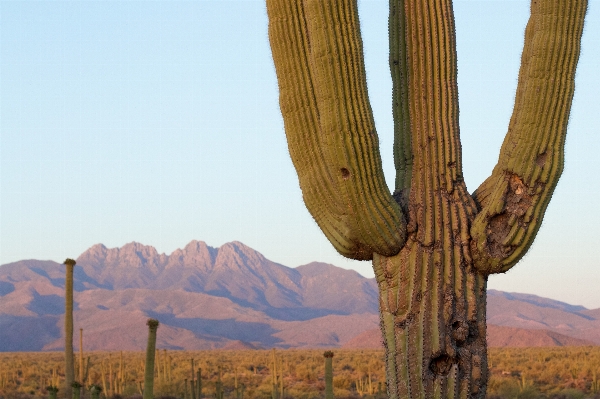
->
[1,240,598,351]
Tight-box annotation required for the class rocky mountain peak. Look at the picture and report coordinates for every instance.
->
[77,243,108,263]
[214,241,267,270]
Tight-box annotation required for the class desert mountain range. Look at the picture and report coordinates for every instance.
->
[1,240,598,351]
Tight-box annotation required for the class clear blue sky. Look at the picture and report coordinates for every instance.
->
[2,1,599,308]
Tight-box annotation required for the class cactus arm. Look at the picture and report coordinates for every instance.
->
[267,0,407,260]
[471,0,588,274]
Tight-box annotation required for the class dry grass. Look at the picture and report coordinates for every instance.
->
[1,347,599,398]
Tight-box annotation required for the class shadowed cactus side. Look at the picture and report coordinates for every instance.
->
[143,319,159,399]
[324,351,334,399]
[266,0,588,397]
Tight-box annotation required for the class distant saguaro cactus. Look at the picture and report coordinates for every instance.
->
[143,319,159,399]
[78,328,84,399]
[266,0,587,397]
[215,366,224,399]
[324,351,334,399]
[63,258,76,399]
[89,384,102,399]
[47,385,59,399]
[197,367,203,399]
[71,381,82,399]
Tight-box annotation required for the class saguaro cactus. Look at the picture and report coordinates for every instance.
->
[79,328,84,399]
[71,381,82,399]
[89,384,102,399]
[47,385,59,399]
[266,0,587,398]
[64,258,76,399]
[144,319,159,399]
[324,351,334,399]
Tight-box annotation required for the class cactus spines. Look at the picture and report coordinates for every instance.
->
[324,351,334,399]
[63,258,76,399]
[266,0,587,398]
[143,318,159,399]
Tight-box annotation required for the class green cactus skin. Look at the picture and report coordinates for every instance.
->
[143,319,159,399]
[266,0,587,398]
[63,258,76,399]
[324,351,334,399]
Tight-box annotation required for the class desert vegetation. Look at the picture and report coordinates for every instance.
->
[0,347,599,399]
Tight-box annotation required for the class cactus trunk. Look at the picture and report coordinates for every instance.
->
[63,259,76,399]
[376,246,488,398]
[143,319,159,399]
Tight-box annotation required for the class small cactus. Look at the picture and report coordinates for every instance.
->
[215,366,224,399]
[592,370,599,394]
[89,384,102,399]
[71,381,82,399]
[47,385,59,399]
[324,351,334,399]
[197,368,202,399]
[143,319,159,399]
